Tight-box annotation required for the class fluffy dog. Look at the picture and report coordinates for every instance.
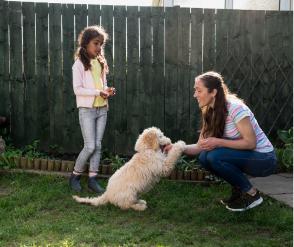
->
[73,127,186,211]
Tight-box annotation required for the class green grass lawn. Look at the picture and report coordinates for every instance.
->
[0,172,292,247]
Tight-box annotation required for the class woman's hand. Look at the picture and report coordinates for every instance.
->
[199,137,220,151]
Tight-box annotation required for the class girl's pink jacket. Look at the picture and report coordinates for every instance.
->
[72,58,108,108]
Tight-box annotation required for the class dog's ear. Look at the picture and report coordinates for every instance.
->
[135,128,159,152]
[143,130,159,150]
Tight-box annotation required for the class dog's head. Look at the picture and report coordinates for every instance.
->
[134,127,171,152]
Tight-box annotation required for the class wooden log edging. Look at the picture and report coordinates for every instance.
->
[4,156,220,184]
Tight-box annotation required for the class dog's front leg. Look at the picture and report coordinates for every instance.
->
[161,141,186,176]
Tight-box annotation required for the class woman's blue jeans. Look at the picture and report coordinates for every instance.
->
[199,148,277,192]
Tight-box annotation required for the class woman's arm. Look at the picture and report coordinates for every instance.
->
[183,144,203,155]
[199,117,256,150]
[164,131,204,156]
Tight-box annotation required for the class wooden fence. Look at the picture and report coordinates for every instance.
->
[0,1,292,154]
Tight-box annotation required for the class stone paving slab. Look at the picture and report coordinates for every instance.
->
[277,173,293,178]
[269,194,293,207]
[249,174,293,207]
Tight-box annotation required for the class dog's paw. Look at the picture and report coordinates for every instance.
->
[174,140,186,151]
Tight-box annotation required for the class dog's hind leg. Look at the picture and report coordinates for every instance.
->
[138,199,147,205]
[130,201,147,211]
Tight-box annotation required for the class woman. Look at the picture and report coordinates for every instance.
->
[165,71,277,212]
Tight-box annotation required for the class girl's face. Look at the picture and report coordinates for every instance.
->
[86,36,104,58]
[193,79,217,108]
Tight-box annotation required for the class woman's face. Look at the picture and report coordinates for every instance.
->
[193,79,216,108]
[86,36,104,58]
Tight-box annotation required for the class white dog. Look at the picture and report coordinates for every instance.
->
[73,127,186,211]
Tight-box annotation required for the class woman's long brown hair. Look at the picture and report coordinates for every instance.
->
[74,25,109,74]
[196,71,232,138]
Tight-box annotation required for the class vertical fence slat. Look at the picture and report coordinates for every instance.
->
[0,1,10,117]
[36,3,49,149]
[177,7,190,142]
[88,4,100,26]
[49,3,63,147]
[140,7,152,129]
[263,11,282,135]
[215,9,229,74]
[113,6,127,154]
[263,11,293,135]
[278,11,293,131]
[234,10,252,101]
[72,4,87,152]
[151,7,164,131]
[189,8,203,142]
[165,6,179,142]
[250,11,266,130]
[23,2,36,143]
[74,4,87,43]
[203,9,216,71]
[62,4,78,152]
[224,10,252,102]
[10,1,24,145]
[126,6,139,153]
[226,10,240,89]
[101,5,114,153]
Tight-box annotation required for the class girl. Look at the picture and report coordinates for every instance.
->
[69,26,115,193]
[164,71,277,211]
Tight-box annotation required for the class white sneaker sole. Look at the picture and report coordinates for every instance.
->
[226,197,263,212]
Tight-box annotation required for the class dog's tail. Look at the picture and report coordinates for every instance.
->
[72,193,108,207]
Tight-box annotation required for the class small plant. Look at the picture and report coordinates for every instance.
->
[103,153,127,172]
[22,140,46,159]
[276,128,293,171]
[0,145,22,169]
[176,155,198,171]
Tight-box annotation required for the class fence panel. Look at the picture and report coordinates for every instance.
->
[0,3,292,154]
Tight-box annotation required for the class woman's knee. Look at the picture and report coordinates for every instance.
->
[199,151,210,169]
[206,149,224,170]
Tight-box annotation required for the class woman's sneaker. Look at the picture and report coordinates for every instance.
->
[226,190,263,212]
[220,187,242,205]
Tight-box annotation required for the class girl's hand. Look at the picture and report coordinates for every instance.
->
[100,90,109,99]
[106,87,116,96]
[199,137,220,151]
